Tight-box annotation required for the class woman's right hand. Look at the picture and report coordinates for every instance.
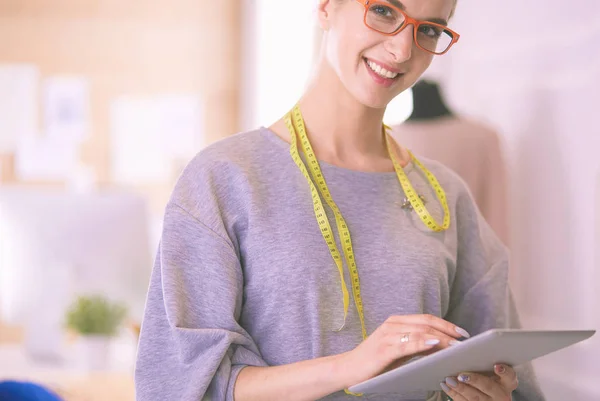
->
[337,314,470,389]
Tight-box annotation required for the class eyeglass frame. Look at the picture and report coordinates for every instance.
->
[355,0,460,55]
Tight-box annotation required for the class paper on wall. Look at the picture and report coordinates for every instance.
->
[15,133,78,181]
[157,94,204,159]
[65,164,97,194]
[110,97,171,184]
[110,94,203,185]
[0,64,39,152]
[43,76,90,141]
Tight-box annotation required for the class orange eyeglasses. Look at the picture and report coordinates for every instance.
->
[355,0,460,55]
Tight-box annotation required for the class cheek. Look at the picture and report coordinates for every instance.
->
[326,21,376,75]
[415,53,435,75]
[389,53,434,97]
[406,52,434,81]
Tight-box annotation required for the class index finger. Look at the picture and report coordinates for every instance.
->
[386,314,471,339]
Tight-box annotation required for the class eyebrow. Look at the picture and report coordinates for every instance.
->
[385,0,449,26]
[426,17,449,26]
[387,0,406,11]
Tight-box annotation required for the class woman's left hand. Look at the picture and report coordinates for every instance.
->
[441,364,518,401]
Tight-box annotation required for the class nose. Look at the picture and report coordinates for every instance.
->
[384,23,414,62]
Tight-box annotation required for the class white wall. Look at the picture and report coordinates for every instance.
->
[240,0,317,130]
[434,1,600,399]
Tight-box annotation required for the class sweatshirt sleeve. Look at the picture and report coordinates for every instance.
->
[444,187,546,401]
[134,202,267,401]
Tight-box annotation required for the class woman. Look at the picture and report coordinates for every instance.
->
[135,0,545,400]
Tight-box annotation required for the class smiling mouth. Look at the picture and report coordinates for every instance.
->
[364,58,400,79]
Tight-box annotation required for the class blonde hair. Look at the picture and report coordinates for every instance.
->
[332,0,459,20]
[450,0,458,19]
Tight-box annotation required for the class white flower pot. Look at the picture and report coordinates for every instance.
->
[78,335,111,371]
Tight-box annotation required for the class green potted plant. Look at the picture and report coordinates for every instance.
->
[65,294,127,370]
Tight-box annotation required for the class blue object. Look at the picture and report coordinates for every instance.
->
[0,381,63,401]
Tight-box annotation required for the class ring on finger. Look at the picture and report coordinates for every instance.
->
[400,333,410,343]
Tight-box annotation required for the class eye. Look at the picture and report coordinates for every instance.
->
[373,5,391,16]
[418,24,443,38]
[369,4,395,18]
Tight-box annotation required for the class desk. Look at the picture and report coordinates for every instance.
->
[0,343,135,401]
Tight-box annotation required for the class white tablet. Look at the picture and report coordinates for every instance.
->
[348,329,596,394]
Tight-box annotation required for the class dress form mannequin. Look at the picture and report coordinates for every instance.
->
[406,80,453,121]
[393,80,510,246]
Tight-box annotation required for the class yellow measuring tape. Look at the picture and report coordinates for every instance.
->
[385,131,451,233]
[286,107,367,340]
[285,104,450,395]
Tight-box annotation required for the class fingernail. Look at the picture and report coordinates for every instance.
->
[455,326,471,338]
[425,339,440,346]
[495,364,506,374]
[458,374,470,383]
[445,377,458,388]
[449,340,460,346]
[440,382,451,392]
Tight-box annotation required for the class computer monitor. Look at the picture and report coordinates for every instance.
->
[0,187,154,358]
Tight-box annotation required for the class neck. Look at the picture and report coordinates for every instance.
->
[296,60,388,165]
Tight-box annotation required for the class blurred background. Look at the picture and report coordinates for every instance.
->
[0,0,599,400]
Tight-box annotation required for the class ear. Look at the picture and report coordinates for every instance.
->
[317,0,334,31]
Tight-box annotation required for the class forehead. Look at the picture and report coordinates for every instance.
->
[378,0,455,19]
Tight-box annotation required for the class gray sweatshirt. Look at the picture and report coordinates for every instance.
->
[134,127,545,401]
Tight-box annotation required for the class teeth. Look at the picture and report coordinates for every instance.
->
[367,59,399,79]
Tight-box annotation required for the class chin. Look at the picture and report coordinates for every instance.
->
[358,94,391,109]
[353,84,406,110]
[353,69,413,109]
